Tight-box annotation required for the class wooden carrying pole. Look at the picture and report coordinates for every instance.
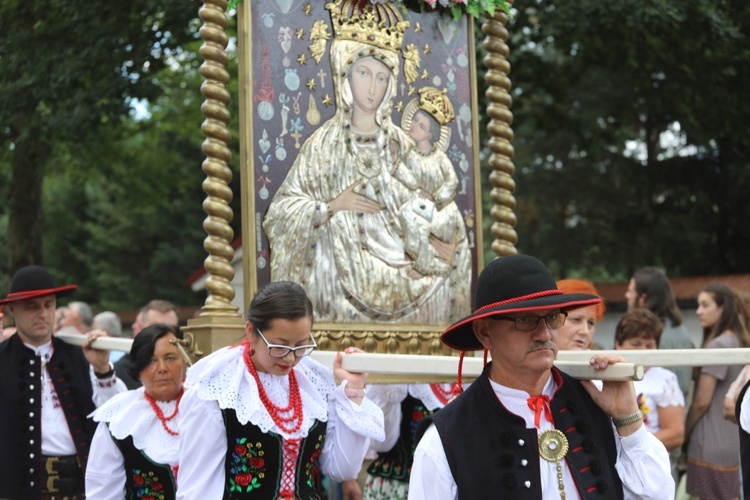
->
[58,332,750,383]
[556,349,750,367]
[55,333,642,383]
[312,351,644,383]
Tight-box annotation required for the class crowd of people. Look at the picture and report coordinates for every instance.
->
[1,258,749,499]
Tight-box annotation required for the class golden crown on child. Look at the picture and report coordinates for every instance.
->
[326,0,410,53]
[418,87,455,125]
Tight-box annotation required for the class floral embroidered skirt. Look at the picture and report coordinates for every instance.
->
[363,474,408,500]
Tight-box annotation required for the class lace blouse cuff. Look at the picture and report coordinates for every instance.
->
[332,384,385,441]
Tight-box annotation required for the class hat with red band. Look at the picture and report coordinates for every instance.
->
[0,265,77,307]
[441,254,602,350]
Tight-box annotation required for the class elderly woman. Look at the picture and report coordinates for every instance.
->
[85,324,187,498]
[614,309,685,452]
[555,279,606,351]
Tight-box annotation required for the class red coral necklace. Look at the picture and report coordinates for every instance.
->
[430,383,460,405]
[243,343,304,434]
[144,387,184,436]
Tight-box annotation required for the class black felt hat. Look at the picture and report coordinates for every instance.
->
[0,265,77,306]
[441,255,601,350]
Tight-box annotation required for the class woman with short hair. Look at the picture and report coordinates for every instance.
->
[85,324,187,498]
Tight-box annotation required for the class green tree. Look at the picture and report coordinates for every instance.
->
[0,0,199,274]
[502,0,750,279]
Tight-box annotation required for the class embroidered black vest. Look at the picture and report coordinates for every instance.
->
[221,408,327,499]
[736,379,750,500]
[0,334,97,499]
[367,394,435,482]
[416,364,624,499]
[110,428,177,499]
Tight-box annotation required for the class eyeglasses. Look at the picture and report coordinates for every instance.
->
[491,312,568,332]
[255,328,317,358]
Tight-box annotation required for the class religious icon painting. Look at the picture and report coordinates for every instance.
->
[238,0,483,345]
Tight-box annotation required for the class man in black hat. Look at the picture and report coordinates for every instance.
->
[0,265,126,500]
[409,255,672,499]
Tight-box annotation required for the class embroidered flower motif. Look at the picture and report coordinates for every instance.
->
[235,472,253,487]
[130,469,167,500]
[228,438,265,493]
[410,403,436,442]
[306,434,326,488]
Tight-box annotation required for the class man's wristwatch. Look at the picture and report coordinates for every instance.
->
[612,410,643,427]
[94,362,115,379]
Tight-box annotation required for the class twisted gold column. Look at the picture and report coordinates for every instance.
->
[184,0,244,359]
[197,0,239,317]
[482,6,518,257]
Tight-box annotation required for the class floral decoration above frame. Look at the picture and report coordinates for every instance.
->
[227,0,510,22]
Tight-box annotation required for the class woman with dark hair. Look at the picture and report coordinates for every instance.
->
[626,266,695,399]
[85,324,187,498]
[176,281,384,498]
[686,283,750,499]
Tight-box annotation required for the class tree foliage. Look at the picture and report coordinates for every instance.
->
[0,0,200,274]
[500,0,750,279]
[1,0,748,312]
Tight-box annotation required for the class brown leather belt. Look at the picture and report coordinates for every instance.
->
[41,455,84,498]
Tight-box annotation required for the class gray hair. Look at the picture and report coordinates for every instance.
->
[93,311,122,337]
[69,302,94,328]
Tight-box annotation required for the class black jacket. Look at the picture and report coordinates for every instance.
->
[416,364,623,499]
[0,334,97,499]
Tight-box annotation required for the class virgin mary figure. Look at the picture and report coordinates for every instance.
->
[263,0,470,323]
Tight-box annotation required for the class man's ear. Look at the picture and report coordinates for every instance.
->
[473,319,493,351]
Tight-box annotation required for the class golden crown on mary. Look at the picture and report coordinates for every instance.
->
[326,0,410,53]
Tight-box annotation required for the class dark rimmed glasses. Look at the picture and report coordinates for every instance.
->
[255,328,317,358]
[491,312,568,332]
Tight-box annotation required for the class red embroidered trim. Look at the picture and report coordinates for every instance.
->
[144,387,184,436]
[243,343,304,434]
[279,438,301,498]
[474,290,563,313]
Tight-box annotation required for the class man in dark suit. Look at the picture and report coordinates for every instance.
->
[0,266,125,499]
